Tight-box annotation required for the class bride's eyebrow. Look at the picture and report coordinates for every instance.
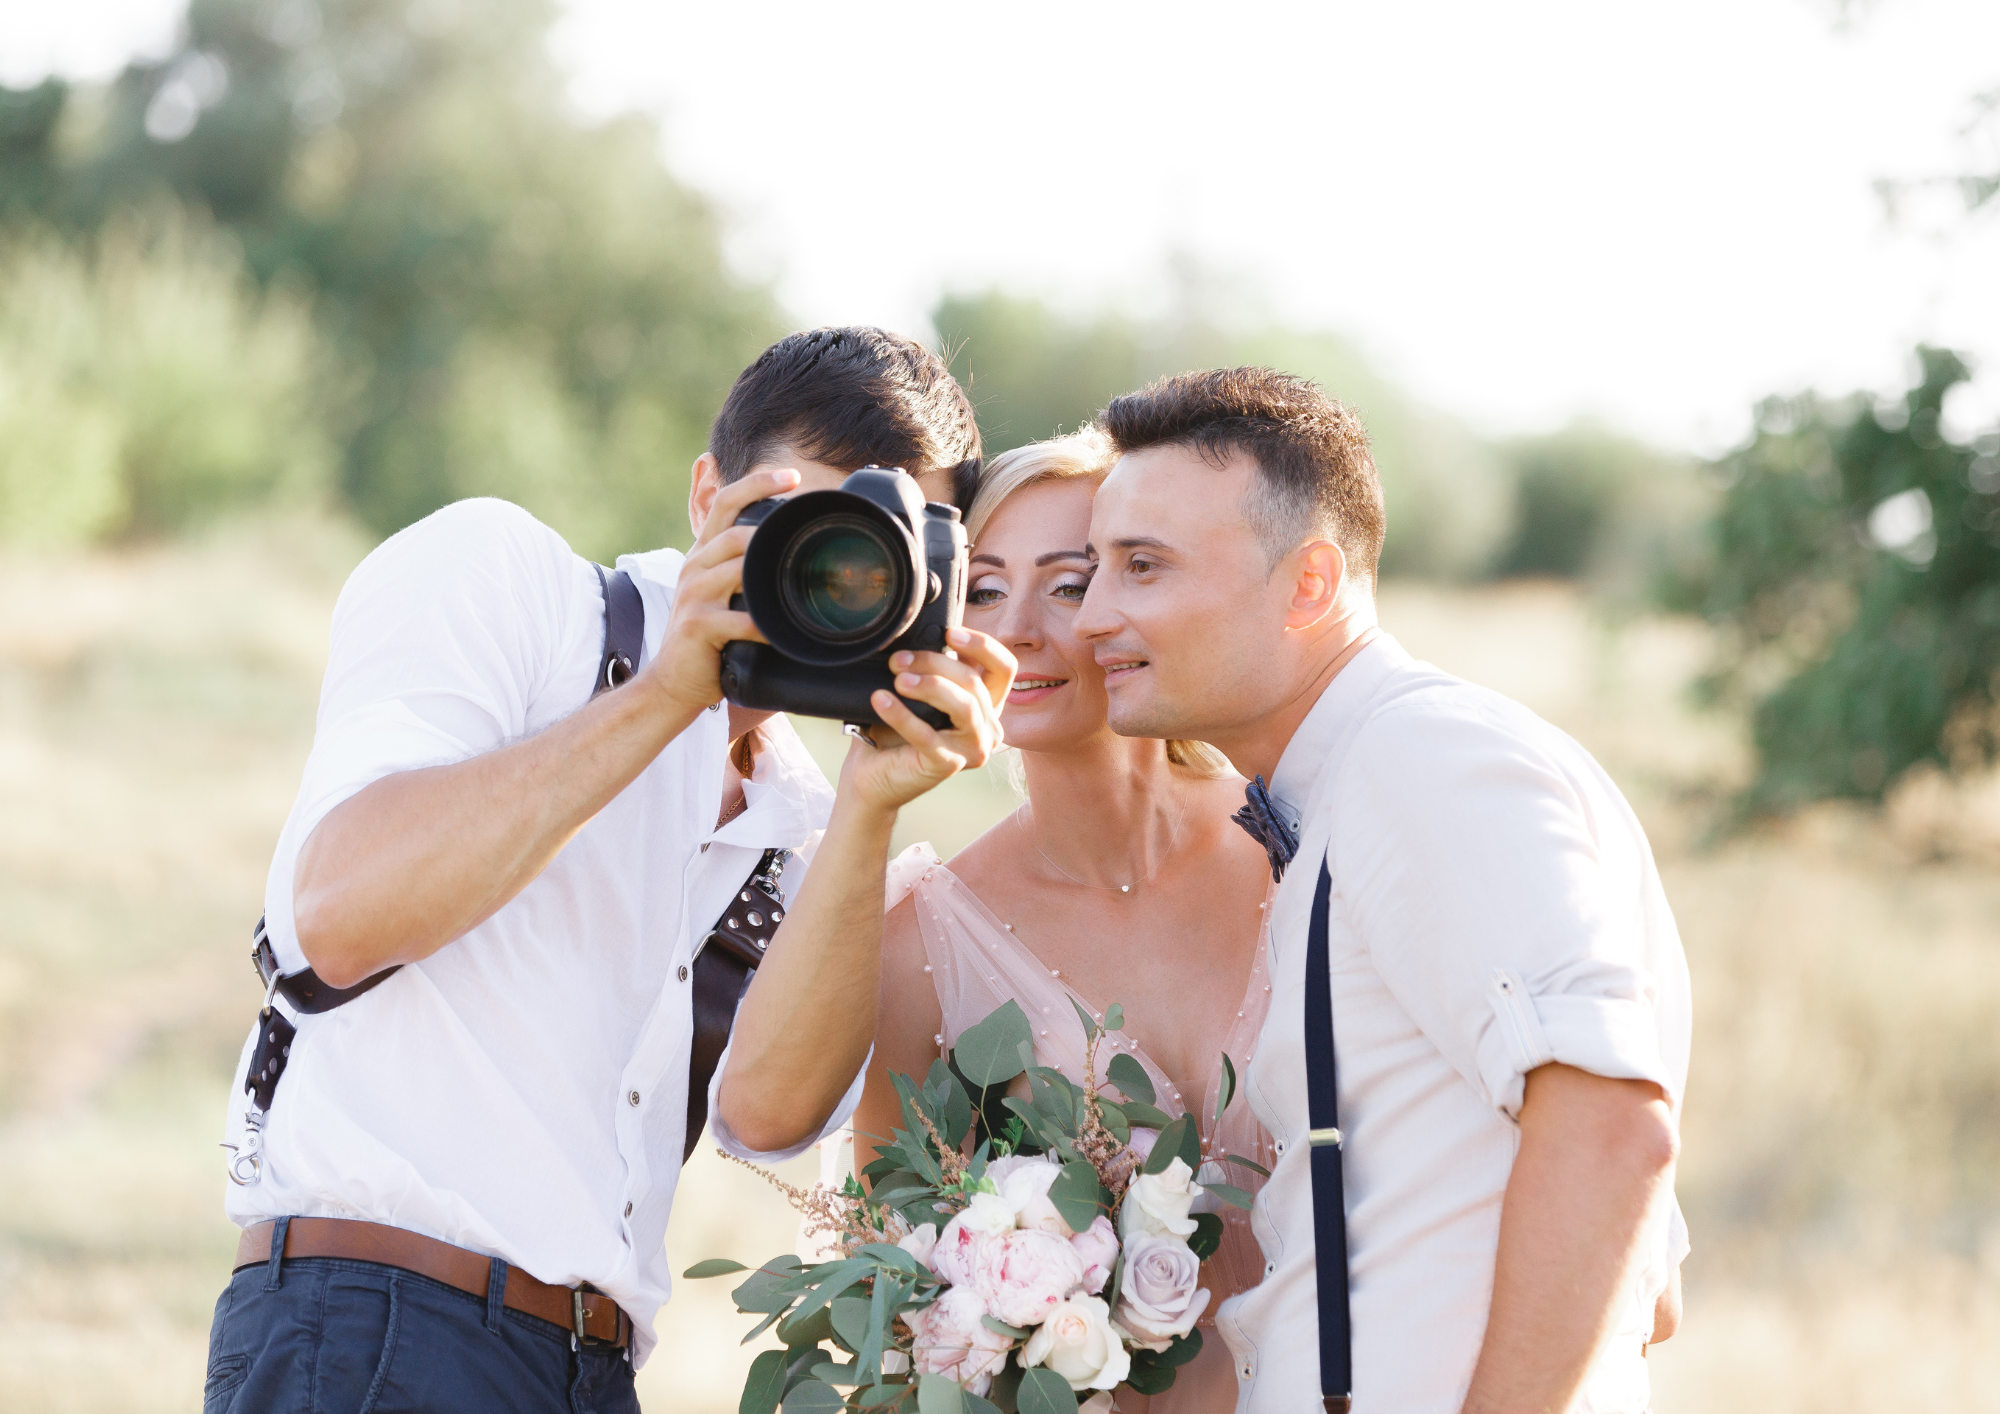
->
[1034,550,1091,567]
[970,553,1005,568]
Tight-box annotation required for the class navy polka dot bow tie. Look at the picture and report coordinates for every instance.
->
[1231,774,1299,882]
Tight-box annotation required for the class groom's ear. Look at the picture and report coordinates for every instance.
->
[1283,539,1347,631]
[688,452,723,538]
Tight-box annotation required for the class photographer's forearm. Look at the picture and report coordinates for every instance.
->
[291,673,706,988]
[714,793,899,1155]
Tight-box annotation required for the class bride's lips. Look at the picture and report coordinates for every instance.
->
[1008,675,1069,704]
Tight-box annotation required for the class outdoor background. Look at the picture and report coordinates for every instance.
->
[3,1,1998,1410]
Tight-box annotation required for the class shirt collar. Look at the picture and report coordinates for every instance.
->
[1267,633,1413,822]
[708,711,834,850]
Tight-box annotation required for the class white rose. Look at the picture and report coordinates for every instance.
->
[960,1190,1018,1237]
[897,1221,938,1269]
[1111,1232,1210,1350]
[1118,1156,1202,1241]
[995,1157,1073,1237]
[1021,1293,1132,1392]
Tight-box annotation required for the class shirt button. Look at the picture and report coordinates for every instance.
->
[628,1090,641,1106]
[1273,1139,1286,1155]
[1265,1261,1277,1275]
[677,965,689,982]
[1240,1363,1253,1380]
[624,1201,634,1217]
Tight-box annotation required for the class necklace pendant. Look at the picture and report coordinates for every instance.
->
[1120,884,1131,893]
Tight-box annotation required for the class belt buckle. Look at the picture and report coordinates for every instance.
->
[571,1286,619,1350]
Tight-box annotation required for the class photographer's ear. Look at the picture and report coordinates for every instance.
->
[688,453,724,539]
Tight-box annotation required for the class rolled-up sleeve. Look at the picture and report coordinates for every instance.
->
[261,498,585,973]
[707,1047,871,1165]
[1335,695,1677,1119]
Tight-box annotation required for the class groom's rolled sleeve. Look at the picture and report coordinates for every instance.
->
[1337,695,1678,1120]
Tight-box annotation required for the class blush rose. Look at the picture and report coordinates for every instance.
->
[1112,1231,1210,1350]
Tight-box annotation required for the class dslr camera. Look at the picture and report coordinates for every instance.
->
[720,467,968,730]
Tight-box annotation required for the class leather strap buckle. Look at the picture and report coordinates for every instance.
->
[570,1285,623,1349]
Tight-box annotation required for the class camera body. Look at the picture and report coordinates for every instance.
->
[720,467,968,729]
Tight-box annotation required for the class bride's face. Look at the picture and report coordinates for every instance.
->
[963,477,1109,753]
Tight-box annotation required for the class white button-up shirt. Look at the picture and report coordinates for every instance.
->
[1217,635,1691,1414]
[221,498,857,1366]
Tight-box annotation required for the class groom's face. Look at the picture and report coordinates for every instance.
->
[1078,444,1292,741]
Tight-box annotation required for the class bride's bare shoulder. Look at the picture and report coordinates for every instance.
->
[942,808,1033,897]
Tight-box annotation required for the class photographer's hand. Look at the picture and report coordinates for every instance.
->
[643,466,798,713]
[844,628,1016,810]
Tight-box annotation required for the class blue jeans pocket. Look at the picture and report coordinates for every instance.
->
[202,1354,249,1414]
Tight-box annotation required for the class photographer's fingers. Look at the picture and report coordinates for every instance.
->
[947,628,1018,709]
[691,467,801,551]
[869,691,965,775]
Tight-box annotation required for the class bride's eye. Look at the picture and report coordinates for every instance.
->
[967,577,1006,608]
[1051,577,1089,603]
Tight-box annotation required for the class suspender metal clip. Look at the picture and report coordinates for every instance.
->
[1308,1126,1343,1149]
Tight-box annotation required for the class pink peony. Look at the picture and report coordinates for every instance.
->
[1111,1232,1210,1351]
[974,1226,1088,1328]
[907,1286,1011,1396]
[1069,1216,1119,1295]
[930,1192,1014,1286]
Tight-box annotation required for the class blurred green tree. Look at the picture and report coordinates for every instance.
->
[0,0,781,555]
[933,284,1512,580]
[1689,348,2000,810]
[1492,422,1708,601]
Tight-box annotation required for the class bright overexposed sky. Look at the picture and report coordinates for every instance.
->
[10,0,2000,451]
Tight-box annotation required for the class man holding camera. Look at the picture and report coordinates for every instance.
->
[202,328,1012,1414]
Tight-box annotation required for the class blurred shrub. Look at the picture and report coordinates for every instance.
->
[0,212,334,548]
[1492,422,1710,601]
[934,285,1511,580]
[2,0,780,559]
[1684,348,2000,810]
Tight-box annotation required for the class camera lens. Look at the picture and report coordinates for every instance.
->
[781,516,902,642]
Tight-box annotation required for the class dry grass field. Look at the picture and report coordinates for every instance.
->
[2,517,1996,1411]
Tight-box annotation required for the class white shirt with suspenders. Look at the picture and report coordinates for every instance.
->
[1218,634,1691,1414]
[220,497,857,1366]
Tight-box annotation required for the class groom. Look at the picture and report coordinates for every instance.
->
[1075,369,1691,1414]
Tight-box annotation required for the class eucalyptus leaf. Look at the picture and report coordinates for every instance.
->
[980,1314,1031,1339]
[1215,1052,1237,1131]
[1092,1098,1131,1145]
[1187,1211,1225,1260]
[1069,997,1099,1045]
[1121,1359,1174,1396]
[777,1303,835,1347]
[741,1307,788,1344]
[857,1243,923,1275]
[1048,1160,1106,1235]
[1104,1052,1154,1106]
[809,1359,859,1387]
[857,1386,911,1408]
[857,1271,889,1388]
[830,1295,872,1354]
[917,1372,966,1414]
[1120,1101,1173,1129]
[1142,1114,1197,1175]
[741,1348,790,1414]
[987,1365,1023,1413]
[734,1257,807,1312]
[1015,1366,1080,1414]
[1217,1151,1272,1178]
[781,1381,848,1414]
[1203,1181,1255,1211]
[954,1000,1034,1087]
[1155,1328,1203,1368]
[964,1392,1004,1414]
[685,1258,749,1279]
[1102,1003,1124,1032]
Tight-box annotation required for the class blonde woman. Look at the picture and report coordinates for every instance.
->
[855,428,1278,1411]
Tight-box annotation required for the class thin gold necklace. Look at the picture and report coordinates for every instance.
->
[1020,794,1191,896]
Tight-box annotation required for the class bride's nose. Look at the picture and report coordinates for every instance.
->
[992,596,1042,653]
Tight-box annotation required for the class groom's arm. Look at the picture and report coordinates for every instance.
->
[1460,1063,1679,1414]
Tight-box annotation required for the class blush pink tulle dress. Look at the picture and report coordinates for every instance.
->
[813,843,1277,1411]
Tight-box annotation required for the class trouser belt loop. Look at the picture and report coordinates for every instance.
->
[485,1256,506,1335]
[262,1215,291,1293]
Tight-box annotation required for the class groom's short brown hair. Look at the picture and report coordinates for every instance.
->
[1100,367,1384,582]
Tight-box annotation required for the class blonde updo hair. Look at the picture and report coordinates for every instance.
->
[967,427,1230,780]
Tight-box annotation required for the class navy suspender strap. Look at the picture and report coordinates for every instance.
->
[230,566,649,1184]
[1305,857,1354,1413]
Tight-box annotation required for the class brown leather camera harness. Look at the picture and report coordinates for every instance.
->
[233,563,786,1192]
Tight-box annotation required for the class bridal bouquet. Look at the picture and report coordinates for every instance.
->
[688,999,1266,1413]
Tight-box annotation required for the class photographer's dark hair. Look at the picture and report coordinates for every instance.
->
[1101,367,1384,582]
[710,327,982,507]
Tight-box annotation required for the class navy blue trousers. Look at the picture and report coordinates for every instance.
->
[202,1222,641,1414]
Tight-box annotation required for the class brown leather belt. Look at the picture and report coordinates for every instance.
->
[235,1218,631,1348]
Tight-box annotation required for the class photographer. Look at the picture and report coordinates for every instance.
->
[202,328,1010,1414]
